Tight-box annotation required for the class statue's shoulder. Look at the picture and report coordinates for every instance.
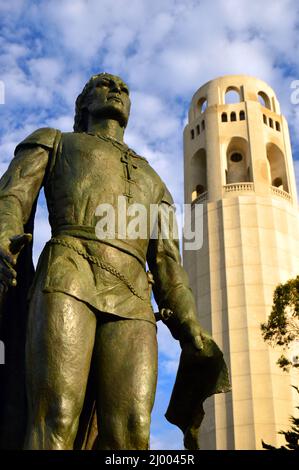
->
[160,184,174,205]
[15,127,61,155]
[60,131,84,141]
[60,132,102,148]
[130,149,159,179]
[130,149,174,205]
[143,163,174,205]
[129,148,148,164]
[129,147,159,177]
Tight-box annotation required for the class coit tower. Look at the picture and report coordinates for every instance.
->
[183,75,299,449]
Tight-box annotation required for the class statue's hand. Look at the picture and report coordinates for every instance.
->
[0,247,17,292]
[10,233,32,255]
[179,318,204,351]
[0,233,32,291]
[161,309,204,351]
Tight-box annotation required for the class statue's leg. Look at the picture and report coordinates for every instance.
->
[24,291,97,450]
[94,317,158,450]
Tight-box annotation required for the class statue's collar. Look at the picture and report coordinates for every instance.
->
[85,132,147,162]
[86,132,128,150]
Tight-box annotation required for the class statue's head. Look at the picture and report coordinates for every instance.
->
[73,73,131,132]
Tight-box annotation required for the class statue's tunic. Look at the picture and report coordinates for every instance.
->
[0,129,184,325]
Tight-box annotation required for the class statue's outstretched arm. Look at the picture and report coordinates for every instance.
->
[147,199,231,450]
[0,128,60,294]
[0,127,59,260]
[0,145,49,261]
[147,200,203,351]
[0,145,48,254]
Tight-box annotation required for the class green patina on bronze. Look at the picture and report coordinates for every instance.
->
[0,73,230,450]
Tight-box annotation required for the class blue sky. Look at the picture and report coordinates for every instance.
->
[0,0,299,450]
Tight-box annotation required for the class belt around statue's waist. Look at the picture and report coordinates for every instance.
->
[52,224,147,267]
[47,236,148,302]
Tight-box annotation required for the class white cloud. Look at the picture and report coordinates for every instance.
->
[221,0,297,55]
[47,114,74,132]
[129,91,180,140]
[0,123,45,166]
[27,57,63,86]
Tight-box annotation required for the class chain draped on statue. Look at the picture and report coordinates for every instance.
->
[87,132,139,201]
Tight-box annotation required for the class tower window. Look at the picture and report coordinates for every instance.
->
[269,118,273,128]
[225,88,241,104]
[221,112,228,122]
[196,124,200,135]
[275,121,281,131]
[201,120,205,131]
[191,129,195,139]
[231,112,237,122]
[230,153,243,162]
[258,91,271,110]
[263,114,267,125]
[239,110,245,121]
[198,97,207,114]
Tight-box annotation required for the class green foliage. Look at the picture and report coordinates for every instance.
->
[262,387,299,451]
[261,278,299,451]
[261,276,299,371]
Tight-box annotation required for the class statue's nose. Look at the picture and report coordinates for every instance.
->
[110,82,121,93]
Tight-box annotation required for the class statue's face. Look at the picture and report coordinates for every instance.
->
[86,74,131,128]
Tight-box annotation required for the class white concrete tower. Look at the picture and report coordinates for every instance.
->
[183,75,299,450]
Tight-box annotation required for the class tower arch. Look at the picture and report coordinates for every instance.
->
[198,97,208,114]
[258,90,271,109]
[191,148,207,201]
[225,137,251,184]
[224,86,242,104]
[266,142,289,192]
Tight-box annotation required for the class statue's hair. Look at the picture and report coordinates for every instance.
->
[73,73,104,133]
[73,72,127,133]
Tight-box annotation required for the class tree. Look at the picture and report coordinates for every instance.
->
[261,276,299,450]
[261,275,299,372]
[261,386,299,450]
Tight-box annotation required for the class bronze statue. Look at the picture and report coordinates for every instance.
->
[0,73,230,450]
